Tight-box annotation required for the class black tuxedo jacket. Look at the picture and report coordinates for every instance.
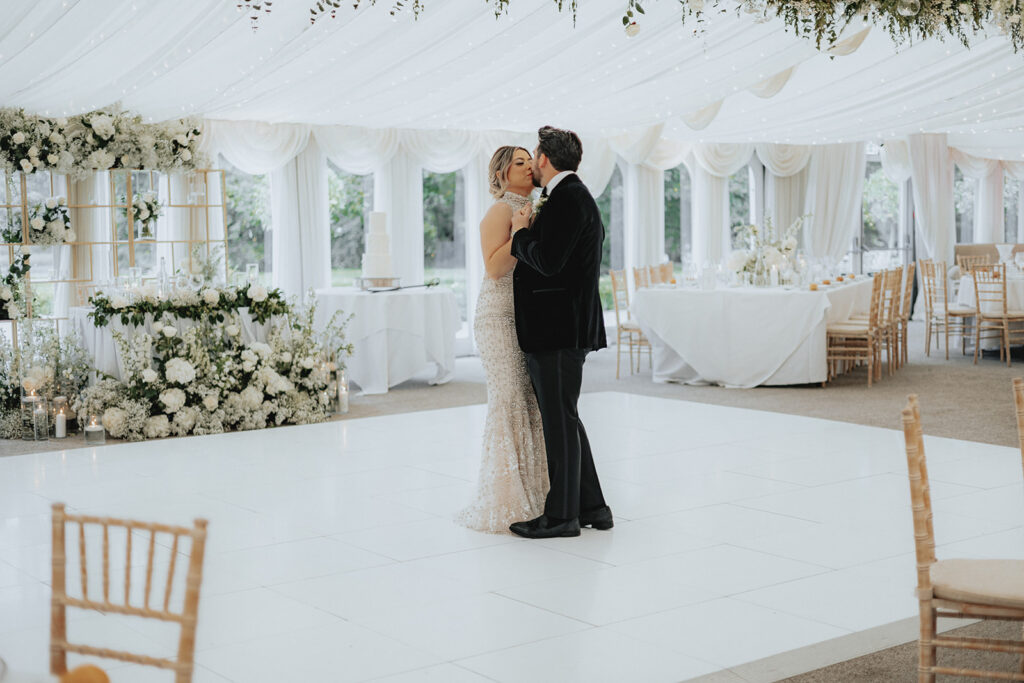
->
[510,173,608,354]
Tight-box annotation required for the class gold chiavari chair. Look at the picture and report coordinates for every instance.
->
[898,261,916,368]
[658,262,674,284]
[633,266,651,290]
[878,266,904,376]
[972,264,1024,367]
[609,269,650,378]
[646,264,661,285]
[1014,378,1024,468]
[825,271,883,386]
[50,503,208,683]
[920,259,975,360]
[957,253,993,275]
[901,395,1024,683]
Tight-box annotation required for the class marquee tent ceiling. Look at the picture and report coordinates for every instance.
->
[3,0,1024,156]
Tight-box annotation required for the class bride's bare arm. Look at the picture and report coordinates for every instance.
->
[480,203,517,279]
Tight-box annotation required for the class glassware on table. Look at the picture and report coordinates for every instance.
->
[246,263,260,284]
[997,243,1014,264]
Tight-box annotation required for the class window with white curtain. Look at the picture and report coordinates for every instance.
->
[423,169,467,321]
[327,161,373,286]
[859,158,904,271]
[728,166,751,249]
[954,165,977,244]
[1005,175,1023,244]
[221,156,272,284]
[597,164,624,309]
[664,165,692,272]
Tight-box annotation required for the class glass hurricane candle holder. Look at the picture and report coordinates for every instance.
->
[21,394,48,441]
[336,369,349,414]
[84,416,105,445]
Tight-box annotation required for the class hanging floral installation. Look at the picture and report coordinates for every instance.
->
[0,107,206,180]
[307,0,1024,54]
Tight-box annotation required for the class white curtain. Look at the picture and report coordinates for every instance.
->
[314,125,399,175]
[577,137,618,197]
[908,133,956,264]
[756,143,812,236]
[688,143,753,264]
[953,149,1004,243]
[270,137,330,298]
[802,143,866,263]
[609,125,666,274]
[880,140,912,184]
[205,120,310,175]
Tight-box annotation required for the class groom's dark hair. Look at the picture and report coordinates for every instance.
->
[537,126,582,172]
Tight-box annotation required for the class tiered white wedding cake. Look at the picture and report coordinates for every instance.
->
[361,211,393,279]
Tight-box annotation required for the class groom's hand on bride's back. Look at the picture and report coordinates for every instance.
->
[511,205,532,234]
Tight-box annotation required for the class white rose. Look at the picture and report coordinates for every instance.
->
[27,145,38,158]
[110,294,128,309]
[249,286,268,303]
[30,217,44,230]
[44,198,57,209]
[280,351,292,364]
[240,385,263,410]
[180,149,192,162]
[202,289,219,305]
[726,250,751,273]
[783,236,798,251]
[31,158,42,168]
[223,289,237,302]
[162,325,178,338]
[49,132,64,145]
[64,230,76,242]
[19,159,32,173]
[101,407,127,436]
[139,208,150,220]
[250,342,271,358]
[138,283,158,299]
[202,394,219,411]
[48,220,63,233]
[300,357,314,369]
[159,387,186,413]
[0,287,11,301]
[141,368,158,383]
[11,132,25,144]
[58,196,66,205]
[46,154,59,165]
[225,324,240,337]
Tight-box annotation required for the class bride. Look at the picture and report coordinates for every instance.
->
[455,146,548,534]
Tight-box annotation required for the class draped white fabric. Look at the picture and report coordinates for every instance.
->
[909,134,956,265]
[748,67,797,99]
[269,137,330,297]
[313,126,399,175]
[880,141,913,184]
[756,144,812,235]
[802,143,867,263]
[205,120,310,175]
[693,144,755,178]
[686,144,754,265]
[577,138,618,197]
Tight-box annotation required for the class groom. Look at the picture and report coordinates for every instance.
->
[508,125,612,539]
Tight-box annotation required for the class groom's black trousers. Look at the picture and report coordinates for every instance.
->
[525,349,606,521]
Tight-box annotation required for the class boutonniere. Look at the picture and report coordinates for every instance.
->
[532,193,548,218]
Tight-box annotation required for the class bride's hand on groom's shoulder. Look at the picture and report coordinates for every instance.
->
[511,205,532,234]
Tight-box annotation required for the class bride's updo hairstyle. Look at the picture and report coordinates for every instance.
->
[488,146,529,199]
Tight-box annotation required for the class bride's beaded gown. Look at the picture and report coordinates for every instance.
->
[455,191,549,533]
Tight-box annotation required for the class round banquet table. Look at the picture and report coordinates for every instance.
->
[631,279,874,388]
[313,286,460,395]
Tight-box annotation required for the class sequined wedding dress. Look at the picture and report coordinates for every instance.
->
[455,191,549,534]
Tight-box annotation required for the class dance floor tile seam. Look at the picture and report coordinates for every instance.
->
[0,391,1020,683]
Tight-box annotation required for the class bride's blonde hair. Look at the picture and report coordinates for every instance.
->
[488,146,530,199]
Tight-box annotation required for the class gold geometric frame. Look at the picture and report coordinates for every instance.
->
[0,169,227,342]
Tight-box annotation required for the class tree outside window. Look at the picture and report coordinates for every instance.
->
[423,169,467,321]
[954,166,976,244]
[729,167,751,250]
[596,165,624,309]
[221,156,271,284]
[328,161,372,285]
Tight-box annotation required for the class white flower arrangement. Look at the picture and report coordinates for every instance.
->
[72,296,353,441]
[26,196,73,245]
[729,215,805,284]
[127,191,162,239]
[0,107,206,179]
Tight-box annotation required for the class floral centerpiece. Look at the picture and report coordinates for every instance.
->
[87,282,288,329]
[0,107,205,180]
[125,191,161,239]
[0,253,30,320]
[74,297,353,441]
[726,216,803,285]
[3,196,74,244]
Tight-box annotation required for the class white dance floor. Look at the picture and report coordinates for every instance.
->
[1,392,1022,682]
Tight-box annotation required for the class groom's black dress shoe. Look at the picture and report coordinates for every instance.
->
[580,506,614,530]
[509,515,581,539]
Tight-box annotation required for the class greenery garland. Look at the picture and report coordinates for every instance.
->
[312,0,1023,54]
[87,284,290,329]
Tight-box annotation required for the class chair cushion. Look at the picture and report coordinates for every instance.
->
[931,559,1024,609]
[619,320,641,331]
[947,305,976,315]
[827,322,870,333]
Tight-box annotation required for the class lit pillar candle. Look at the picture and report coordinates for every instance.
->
[55,409,67,439]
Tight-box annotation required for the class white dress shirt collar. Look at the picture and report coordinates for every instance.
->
[544,170,574,195]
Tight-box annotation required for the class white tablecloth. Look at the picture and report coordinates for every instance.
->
[313,287,460,395]
[631,279,874,388]
[70,306,282,383]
